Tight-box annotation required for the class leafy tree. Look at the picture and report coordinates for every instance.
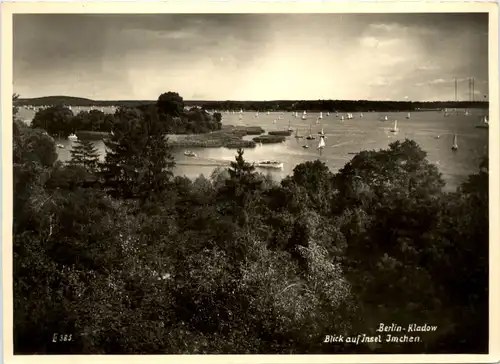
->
[31,105,74,136]
[157,91,184,117]
[101,105,175,201]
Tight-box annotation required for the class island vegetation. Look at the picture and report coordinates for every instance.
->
[21,93,290,148]
[13,91,488,354]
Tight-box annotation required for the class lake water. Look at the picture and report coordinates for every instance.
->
[19,107,489,192]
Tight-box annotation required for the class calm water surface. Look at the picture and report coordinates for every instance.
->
[20,107,489,192]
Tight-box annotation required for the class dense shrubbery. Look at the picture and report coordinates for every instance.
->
[13,93,489,354]
[27,92,223,138]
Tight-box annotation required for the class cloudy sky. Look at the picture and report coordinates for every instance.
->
[13,13,488,101]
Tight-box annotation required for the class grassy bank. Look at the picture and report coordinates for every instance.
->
[268,130,292,136]
[168,125,265,149]
[252,135,287,144]
[76,131,109,140]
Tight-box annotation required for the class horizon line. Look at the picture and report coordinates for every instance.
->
[16,95,490,103]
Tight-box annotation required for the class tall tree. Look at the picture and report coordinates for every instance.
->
[157,91,184,117]
[31,105,74,136]
[68,139,100,173]
[219,148,262,226]
[100,106,175,200]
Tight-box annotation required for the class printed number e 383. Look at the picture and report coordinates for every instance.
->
[52,333,72,343]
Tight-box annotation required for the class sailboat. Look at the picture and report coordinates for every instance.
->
[318,127,325,136]
[326,112,330,116]
[360,113,364,118]
[464,109,469,116]
[273,119,276,124]
[335,112,339,117]
[476,115,489,129]
[295,128,302,139]
[301,111,307,120]
[340,115,345,121]
[288,121,293,132]
[390,120,399,133]
[451,134,458,151]
[319,112,323,120]
[306,123,315,140]
[302,139,309,149]
[406,113,411,119]
[267,111,270,115]
[317,135,326,155]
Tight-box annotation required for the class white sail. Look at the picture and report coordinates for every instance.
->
[406,113,411,119]
[391,120,398,132]
[317,136,326,149]
[452,134,458,150]
[326,112,330,116]
[319,112,323,119]
[340,115,345,121]
[360,113,364,118]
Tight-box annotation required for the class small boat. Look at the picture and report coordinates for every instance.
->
[326,112,330,116]
[184,150,197,157]
[318,127,325,136]
[406,113,411,119]
[301,111,307,120]
[254,160,284,169]
[319,112,323,120]
[267,111,270,115]
[288,121,293,132]
[476,115,489,129]
[381,115,388,121]
[340,115,345,121]
[302,139,309,149]
[360,113,364,118]
[390,120,399,133]
[57,144,64,149]
[451,134,458,151]
[68,133,78,141]
[305,124,315,140]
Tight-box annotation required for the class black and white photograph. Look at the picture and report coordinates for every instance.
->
[3,2,498,359]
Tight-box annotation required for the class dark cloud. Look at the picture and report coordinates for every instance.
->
[13,13,490,100]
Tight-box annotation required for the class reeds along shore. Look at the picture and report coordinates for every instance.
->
[167,125,265,149]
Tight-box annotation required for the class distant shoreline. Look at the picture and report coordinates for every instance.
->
[16,95,489,112]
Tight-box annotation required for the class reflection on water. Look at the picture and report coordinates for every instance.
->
[50,109,488,192]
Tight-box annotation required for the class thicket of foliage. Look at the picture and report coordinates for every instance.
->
[13,94,489,354]
[26,92,222,137]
